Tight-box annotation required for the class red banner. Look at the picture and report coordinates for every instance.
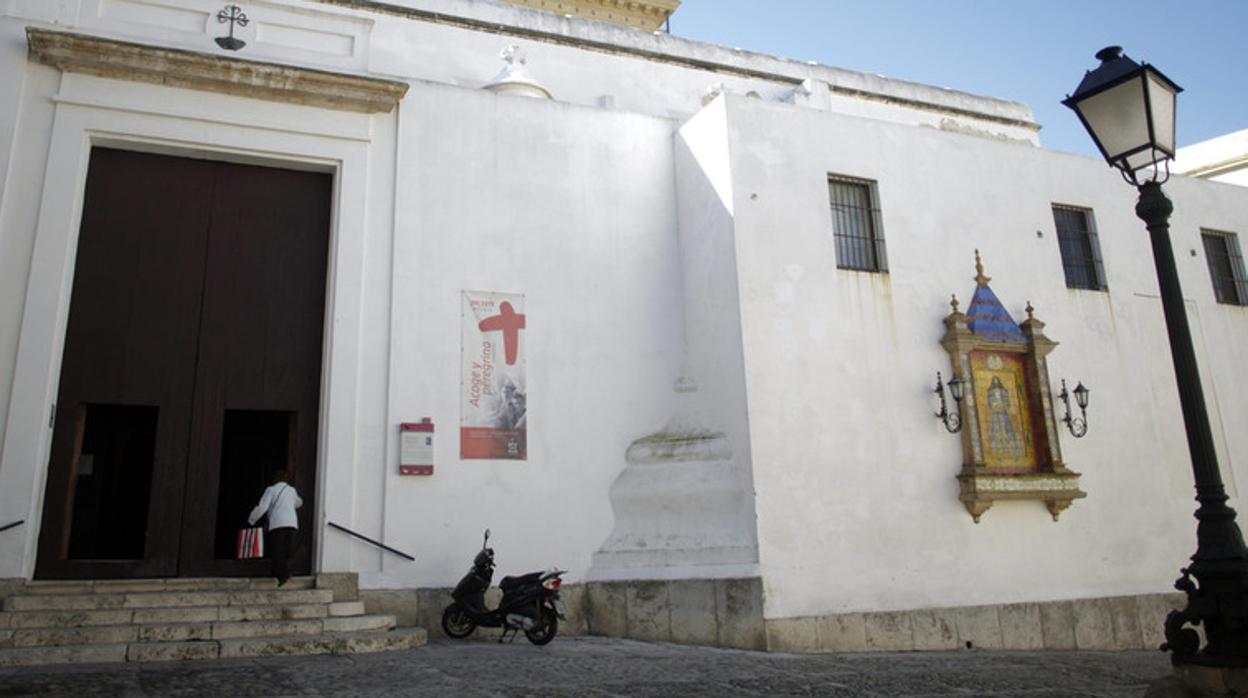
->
[461,291,526,460]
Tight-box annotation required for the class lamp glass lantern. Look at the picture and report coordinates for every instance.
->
[1062,46,1183,179]
[947,375,964,402]
[1073,382,1089,410]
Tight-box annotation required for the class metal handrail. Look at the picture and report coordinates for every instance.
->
[327,521,415,562]
[0,520,24,534]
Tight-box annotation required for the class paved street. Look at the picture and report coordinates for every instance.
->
[0,636,1171,696]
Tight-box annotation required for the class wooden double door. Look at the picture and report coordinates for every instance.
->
[35,148,331,579]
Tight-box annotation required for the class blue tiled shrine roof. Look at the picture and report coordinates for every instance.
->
[966,283,1025,343]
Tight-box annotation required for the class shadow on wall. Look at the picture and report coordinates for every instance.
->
[584,105,761,586]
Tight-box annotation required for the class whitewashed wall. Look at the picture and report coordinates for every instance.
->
[0,44,686,589]
[0,0,688,586]
[361,83,685,588]
[715,92,1248,620]
[363,0,1038,143]
[1174,128,1248,187]
[0,11,400,579]
[0,45,68,566]
[0,0,1035,143]
[582,94,761,582]
[0,0,1036,502]
[0,18,54,482]
[1,0,1244,621]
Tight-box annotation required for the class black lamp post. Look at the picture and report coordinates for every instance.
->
[1065,47,1248,666]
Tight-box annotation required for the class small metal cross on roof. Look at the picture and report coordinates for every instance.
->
[215,4,249,51]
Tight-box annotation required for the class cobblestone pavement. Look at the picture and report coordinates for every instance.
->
[0,637,1171,697]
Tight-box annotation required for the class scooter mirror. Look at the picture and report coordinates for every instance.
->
[483,529,491,547]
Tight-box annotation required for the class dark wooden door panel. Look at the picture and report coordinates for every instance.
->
[179,160,330,577]
[37,149,330,580]
[36,149,214,579]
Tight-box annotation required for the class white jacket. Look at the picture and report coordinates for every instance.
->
[248,482,302,531]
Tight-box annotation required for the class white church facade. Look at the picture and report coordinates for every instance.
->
[1,0,1247,653]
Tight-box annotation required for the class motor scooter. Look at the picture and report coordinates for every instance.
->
[441,529,566,645]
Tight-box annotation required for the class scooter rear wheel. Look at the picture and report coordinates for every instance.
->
[524,606,558,646]
[441,603,476,639]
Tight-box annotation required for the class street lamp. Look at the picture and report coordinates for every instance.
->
[1065,47,1248,667]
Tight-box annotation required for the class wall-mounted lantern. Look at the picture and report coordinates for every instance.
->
[934,371,965,433]
[1058,380,1089,438]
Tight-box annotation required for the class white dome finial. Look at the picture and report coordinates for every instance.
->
[484,45,553,100]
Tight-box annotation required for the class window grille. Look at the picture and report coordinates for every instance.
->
[828,175,887,272]
[1052,205,1106,290]
[1201,229,1248,305]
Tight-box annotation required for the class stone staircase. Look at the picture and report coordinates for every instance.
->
[0,576,425,666]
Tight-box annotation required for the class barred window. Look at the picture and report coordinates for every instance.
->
[1201,229,1248,305]
[828,175,887,272]
[1052,205,1106,290]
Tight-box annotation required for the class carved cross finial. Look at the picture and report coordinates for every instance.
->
[950,293,960,314]
[218,4,248,28]
[500,45,526,66]
[215,4,249,51]
[1026,301,1035,321]
[974,249,991,286]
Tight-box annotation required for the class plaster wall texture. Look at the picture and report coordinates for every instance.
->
[584,96,760,582]
[0,46,64,576]
[0,40,688,587]
[0,12,399,578]
[495,0,678,30]
[0,0,1245,632]
[365,82,685,588]
[670,97,753,505]
[354,0,1037,143]
[23,0,1033,141]
[23,8,422,583]
[1200,169,1248,187]
[0,0,1039,383]
[0,20,53,480]
[1173,128,1248,187]
[714,92,1248,620]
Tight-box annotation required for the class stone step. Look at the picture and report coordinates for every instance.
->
[9,614,395,647]
[217,626,425,660]
[0,575,390,667]
[3,588,333,612]
[1,601,345,629]
[0,627,427,666]
[21,577,315,595]
[0,642,128,666]
[329,600,365,617]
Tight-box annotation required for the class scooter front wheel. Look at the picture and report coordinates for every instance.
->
[524,605,558,646]
[441,603,476,639]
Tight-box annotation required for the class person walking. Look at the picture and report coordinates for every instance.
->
[248,469,303,586]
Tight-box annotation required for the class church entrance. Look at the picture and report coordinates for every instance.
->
[34,148,331,579]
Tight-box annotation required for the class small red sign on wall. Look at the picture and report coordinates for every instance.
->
[400,420,434,475]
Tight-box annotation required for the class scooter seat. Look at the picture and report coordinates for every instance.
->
[499,571,543,590]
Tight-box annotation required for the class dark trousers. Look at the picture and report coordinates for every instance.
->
[268,527,297,583]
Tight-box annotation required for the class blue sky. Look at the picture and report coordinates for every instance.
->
[670,1,1247,158]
